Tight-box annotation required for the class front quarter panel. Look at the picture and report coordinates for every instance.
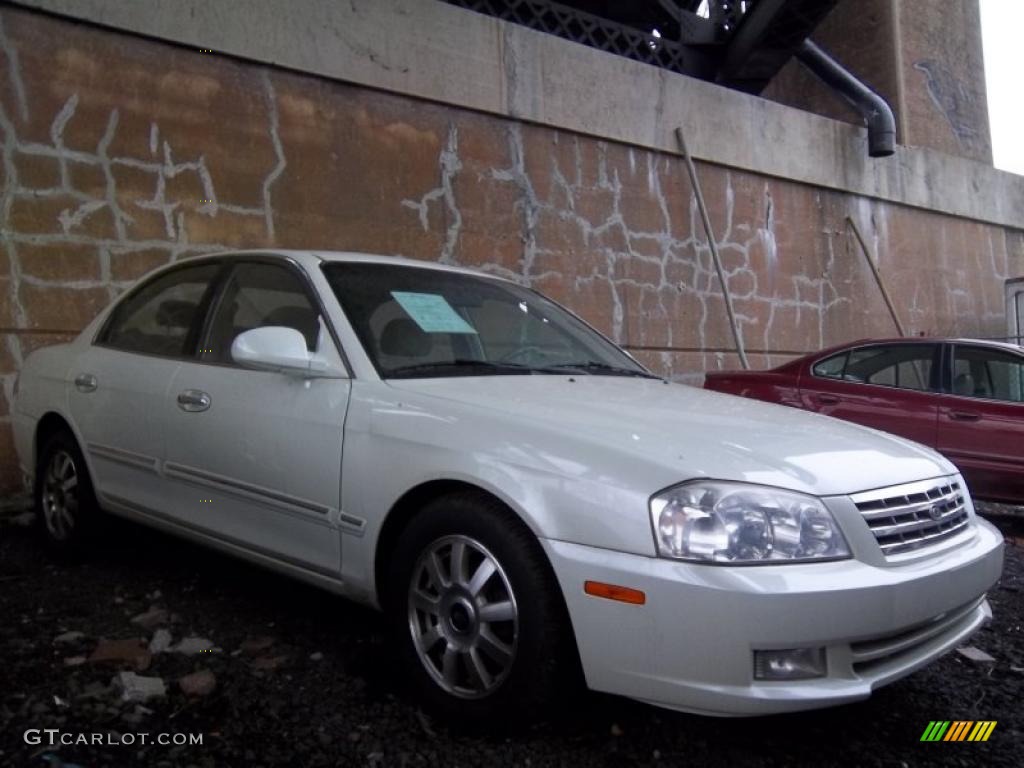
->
[340,381,662,603]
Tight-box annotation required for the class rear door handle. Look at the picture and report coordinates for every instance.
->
[176,390,211,413]
[814,394,841,405]
[74,373,97,393]
[948,410,980,422]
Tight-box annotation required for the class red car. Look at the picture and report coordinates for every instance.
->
[704,338,1024,504]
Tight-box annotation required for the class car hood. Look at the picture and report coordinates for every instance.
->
[384,375,955,497]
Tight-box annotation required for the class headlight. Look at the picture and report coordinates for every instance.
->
[650,481,850,564]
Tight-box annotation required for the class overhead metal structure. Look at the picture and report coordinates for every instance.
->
[443,0,895,157]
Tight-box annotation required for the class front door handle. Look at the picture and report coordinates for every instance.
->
[176,390,211,413]
[814,394,841,405]
[948,410,981,422]
[74,373,97,393]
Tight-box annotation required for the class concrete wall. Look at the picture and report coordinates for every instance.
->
[0,4,1022,492]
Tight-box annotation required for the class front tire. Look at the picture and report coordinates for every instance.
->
[387,491,577,727]
[35,429,100,555]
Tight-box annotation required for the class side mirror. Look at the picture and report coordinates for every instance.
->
[231,326,339,377]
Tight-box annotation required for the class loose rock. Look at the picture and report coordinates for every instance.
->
[250,655,288,672]
[130,606,168,629]
[173,636,218,655]
[112,671,166,703]
[149,628,173,654]
[89,638,152,671]
[179,669,217,697]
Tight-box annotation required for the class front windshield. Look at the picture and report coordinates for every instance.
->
[323,262,655,379]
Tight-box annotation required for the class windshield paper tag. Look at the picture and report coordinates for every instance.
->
[390,291,477,334]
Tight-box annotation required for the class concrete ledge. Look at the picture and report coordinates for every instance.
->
[14,0,1024,230]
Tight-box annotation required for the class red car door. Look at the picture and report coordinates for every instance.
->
[798,342,941,448]
[937,343,1024,503]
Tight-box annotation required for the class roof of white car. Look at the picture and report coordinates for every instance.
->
[207,249,508,280]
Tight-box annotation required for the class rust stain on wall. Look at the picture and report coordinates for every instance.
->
[0,7,1020,492]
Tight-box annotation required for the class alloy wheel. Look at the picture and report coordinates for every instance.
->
[407,535,519,698]
[42,449,79,541]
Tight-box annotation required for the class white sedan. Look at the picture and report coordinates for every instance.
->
[12,250,1004,722]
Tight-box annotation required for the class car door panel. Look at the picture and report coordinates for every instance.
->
[937,344,1024,502]
[68,346,180,512]
[937,393,1024,501]
[800,378,940,447]
[162,365,350,575]
[159,260,350,576]
[67,262,221,513]
[798,344,941,448]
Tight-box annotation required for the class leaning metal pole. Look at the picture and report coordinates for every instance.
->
[845,216,906,337]
[674,126,750,370]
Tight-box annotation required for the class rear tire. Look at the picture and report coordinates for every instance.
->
[386,491,578,728]
[34,429,100,556]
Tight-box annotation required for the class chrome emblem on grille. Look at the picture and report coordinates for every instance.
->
[928,505,943,520]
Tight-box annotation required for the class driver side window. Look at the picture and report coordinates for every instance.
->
[202,263,321,364]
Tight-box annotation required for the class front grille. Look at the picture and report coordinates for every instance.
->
[851,477,971,556]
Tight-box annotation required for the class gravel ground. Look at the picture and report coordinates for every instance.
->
[0,507,1021,768]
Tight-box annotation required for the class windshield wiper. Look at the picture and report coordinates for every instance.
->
[546,361,662,379]
[386,359,538,378]
[386,359,661,379]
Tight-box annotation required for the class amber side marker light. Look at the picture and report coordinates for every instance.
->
[584,580,646,605]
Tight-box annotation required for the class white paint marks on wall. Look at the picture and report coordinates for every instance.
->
[401,123,463,264]
[261,70,287,242]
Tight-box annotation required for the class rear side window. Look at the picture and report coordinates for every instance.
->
[843,344,935,391]
[99,264,219,357]
[952,346,1024,403]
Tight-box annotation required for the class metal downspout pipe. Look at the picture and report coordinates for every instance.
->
[795,39,896,158]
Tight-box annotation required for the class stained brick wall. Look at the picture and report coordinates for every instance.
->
[1,7,1022,492]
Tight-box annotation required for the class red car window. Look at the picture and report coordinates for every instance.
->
[841,345,935,391]
[812,352,847,379]
[952,346,1024,403]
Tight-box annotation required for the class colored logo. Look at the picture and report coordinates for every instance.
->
[920,721,996,742]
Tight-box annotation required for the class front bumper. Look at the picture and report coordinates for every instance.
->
[542,517,1003,716]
